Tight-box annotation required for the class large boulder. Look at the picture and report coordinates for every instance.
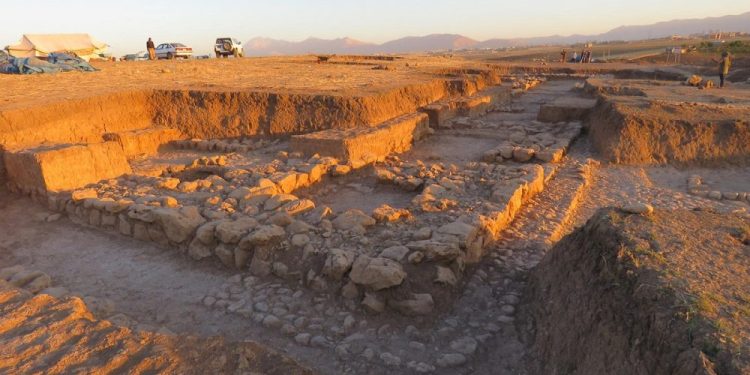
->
[215,217,259,244]
[372,204,410,223]
[264,194,298,211]
[349,255,406,291]
[239,225,286,248]
[282,199,316,216]
[152,206,206,243]
[322,249,356,280]
[332,209,376,231]
[437,221,478,248]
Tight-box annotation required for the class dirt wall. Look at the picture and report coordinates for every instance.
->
[5,142,132,193]
[0,73,497,150]
[0,73,500,188]
[149,78,484,139]
[588,100,750,166]
[518,208,741,375]
[0,91,154,151]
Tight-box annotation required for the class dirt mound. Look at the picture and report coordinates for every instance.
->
[0,280,313,374]
[519,208,749,375]
[586,79,750,166]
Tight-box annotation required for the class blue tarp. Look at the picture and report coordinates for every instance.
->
[0,51,97,74]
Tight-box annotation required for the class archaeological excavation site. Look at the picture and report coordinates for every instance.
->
[1,55,749,374]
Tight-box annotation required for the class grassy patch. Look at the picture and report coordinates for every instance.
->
[695,293,719,315]
[633,245,667,265]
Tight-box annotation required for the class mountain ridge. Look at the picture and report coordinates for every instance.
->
[244,11,750,56]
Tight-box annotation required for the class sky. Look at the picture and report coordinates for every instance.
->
[2,0,748,55]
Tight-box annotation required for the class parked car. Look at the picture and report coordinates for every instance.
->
[155,43,192,59]
[122,51,148,61]
[214,38,243,58]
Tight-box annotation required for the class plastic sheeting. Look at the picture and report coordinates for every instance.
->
[0,52,97,74]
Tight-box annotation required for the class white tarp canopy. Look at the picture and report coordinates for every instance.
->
[6,34,108,61]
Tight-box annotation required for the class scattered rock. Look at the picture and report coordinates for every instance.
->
[380,352,402,366]
[262,315,282,328]
[362,292,386,313]
[621,203,654,215]
[372,204,410,223]
[379,245,410,261]
[388,293,434,316]
[450,337,478,355]
[295,333,311,346]
[512,147,535,162]
[152,206,206,243]
[341,281,360,299]
[435,266,458,286]
[215,217,258,244]
[240,225,286,247]
[322,248,357,280]
[349,255,406,290]
[332,209,376,231]
[437,353,467,368]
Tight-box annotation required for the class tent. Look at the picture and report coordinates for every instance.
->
[5,34,108,61]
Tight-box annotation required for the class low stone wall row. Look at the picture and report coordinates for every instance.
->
[687,175,750,203]
[35,160,550,317]
[290,112,431,167]
[537,96,598,123]
[481,122,583,164]
[420,86,511,128]
[171,137,278,154]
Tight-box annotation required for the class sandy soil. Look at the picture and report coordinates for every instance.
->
[0,56,480,111]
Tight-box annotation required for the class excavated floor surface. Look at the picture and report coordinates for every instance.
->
[1,77,749,374]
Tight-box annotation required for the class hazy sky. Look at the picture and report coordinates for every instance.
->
[2,0,748,55]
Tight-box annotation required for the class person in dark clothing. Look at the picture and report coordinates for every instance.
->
[712,51,732,88]
[147,38,156,60]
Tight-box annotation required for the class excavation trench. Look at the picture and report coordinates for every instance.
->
[0,77,603,374]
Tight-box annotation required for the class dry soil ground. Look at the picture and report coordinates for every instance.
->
[1,56,749,374]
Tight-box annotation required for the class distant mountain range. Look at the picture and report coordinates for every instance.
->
[244,11,750,56]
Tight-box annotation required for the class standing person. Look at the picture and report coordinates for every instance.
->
[712,51,732,88]
[560,49,567,63]
[147,37,156,60]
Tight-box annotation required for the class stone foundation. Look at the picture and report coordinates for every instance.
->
[103,127,184,158]
[420,87,511,128]
[537,97,597,123]
[290,112,430,167]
